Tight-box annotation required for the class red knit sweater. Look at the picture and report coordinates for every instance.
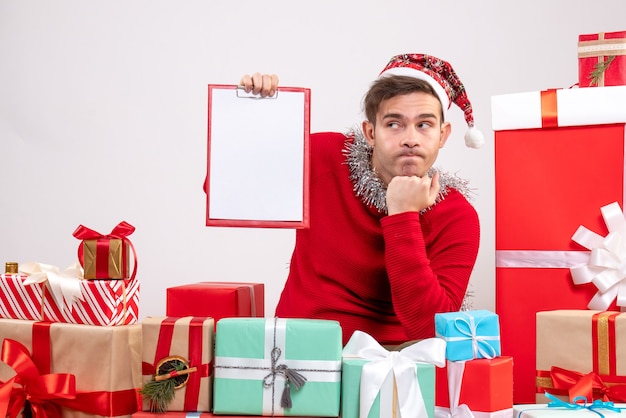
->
[275,132,480,345]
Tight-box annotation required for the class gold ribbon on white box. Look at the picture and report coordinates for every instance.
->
[342,330,446,418]
[19,261,85,311]
[570,201,626,311]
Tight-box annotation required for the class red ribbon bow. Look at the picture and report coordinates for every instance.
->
[551,366,626,403]
[72,221,138,279]
[0,339,77,418]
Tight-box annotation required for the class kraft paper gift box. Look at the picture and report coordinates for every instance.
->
[578,31,626,87]
[0,318,142,418]
[166,282,264,325]
[141,317,214,412]
[435,357,513,418]
[0,263,140,326]
[341,330,445,418]
[73,221,137,280]
[434,310,501,361]
[536,310,626,403]
[492,86,626,403]
[213,317,342,416]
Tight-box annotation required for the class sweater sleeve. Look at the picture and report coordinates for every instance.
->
[380,192,480,339]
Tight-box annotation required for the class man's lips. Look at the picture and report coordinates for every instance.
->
[397,152,423,159]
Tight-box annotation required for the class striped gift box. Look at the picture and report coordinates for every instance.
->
[0,273,139,326]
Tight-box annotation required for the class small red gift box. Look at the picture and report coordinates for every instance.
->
[436,357,513,415]
[492,87,626,403]
[166,282,264,325]
[578,31,626,87]
[73,221,137,280]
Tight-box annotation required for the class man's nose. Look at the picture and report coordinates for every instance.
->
[401,127,420,147]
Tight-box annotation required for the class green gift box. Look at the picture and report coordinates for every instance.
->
[213,317,342,416]
[341,331,446,418]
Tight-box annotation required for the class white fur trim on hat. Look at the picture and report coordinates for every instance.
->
[378,66,451,111]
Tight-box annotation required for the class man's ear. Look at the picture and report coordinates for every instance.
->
[439,121,452,148]
[362,120,375,146]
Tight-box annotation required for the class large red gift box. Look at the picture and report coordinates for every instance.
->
[578,31,626,87]
[0,318,142,418]
[436,357,513,416]
[492,86,626,403]
[0,271,139,326]
[166,282,264,324]
[141,317,214,412]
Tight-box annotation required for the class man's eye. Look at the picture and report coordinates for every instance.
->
[388,122,400,129]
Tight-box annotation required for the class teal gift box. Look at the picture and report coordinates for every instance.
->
[341,331,446,418]
[342,358,436,418]
[213,317,342,416]
[434,309,501,361]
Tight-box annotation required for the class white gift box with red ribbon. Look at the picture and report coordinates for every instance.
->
[491,85,626,131]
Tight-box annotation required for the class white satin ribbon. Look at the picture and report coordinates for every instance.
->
[570,201,626,310]
[434,361,475,418]
[496,250,590,268]
[19,261,85,311]
[342,330,446,418]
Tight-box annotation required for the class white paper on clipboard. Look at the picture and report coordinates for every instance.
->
[206,84,311,228]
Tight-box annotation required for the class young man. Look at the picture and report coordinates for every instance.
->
[240,54,482,345]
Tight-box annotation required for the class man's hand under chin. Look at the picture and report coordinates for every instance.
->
[386,171,440,215]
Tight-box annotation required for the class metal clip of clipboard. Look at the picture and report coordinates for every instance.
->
[236,85,279,99]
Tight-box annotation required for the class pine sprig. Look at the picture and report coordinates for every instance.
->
[140,358,189,413]
[141,378,178,413]
[589,55,616,86]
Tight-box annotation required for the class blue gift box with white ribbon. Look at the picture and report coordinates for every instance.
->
[434,309,501,361]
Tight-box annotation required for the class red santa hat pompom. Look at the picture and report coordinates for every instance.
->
[378,53,484,149]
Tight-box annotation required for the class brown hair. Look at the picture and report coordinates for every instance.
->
[363,75,444,125]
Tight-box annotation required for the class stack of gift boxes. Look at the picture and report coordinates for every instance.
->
[493,29,626,417]
[0,229,516,418]
[0,221,143,418]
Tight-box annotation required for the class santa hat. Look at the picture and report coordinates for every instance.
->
[379,53,484,149]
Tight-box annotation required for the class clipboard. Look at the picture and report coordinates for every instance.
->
[206,84,311,228]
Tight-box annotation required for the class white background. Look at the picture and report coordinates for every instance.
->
[1,0,625,320]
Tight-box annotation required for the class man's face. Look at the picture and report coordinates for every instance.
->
[362,91,451,186]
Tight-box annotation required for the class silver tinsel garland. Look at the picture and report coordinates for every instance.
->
[343,127,475,214]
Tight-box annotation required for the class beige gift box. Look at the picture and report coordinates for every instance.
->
[536,310,626,402]
[0,318,142,418]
